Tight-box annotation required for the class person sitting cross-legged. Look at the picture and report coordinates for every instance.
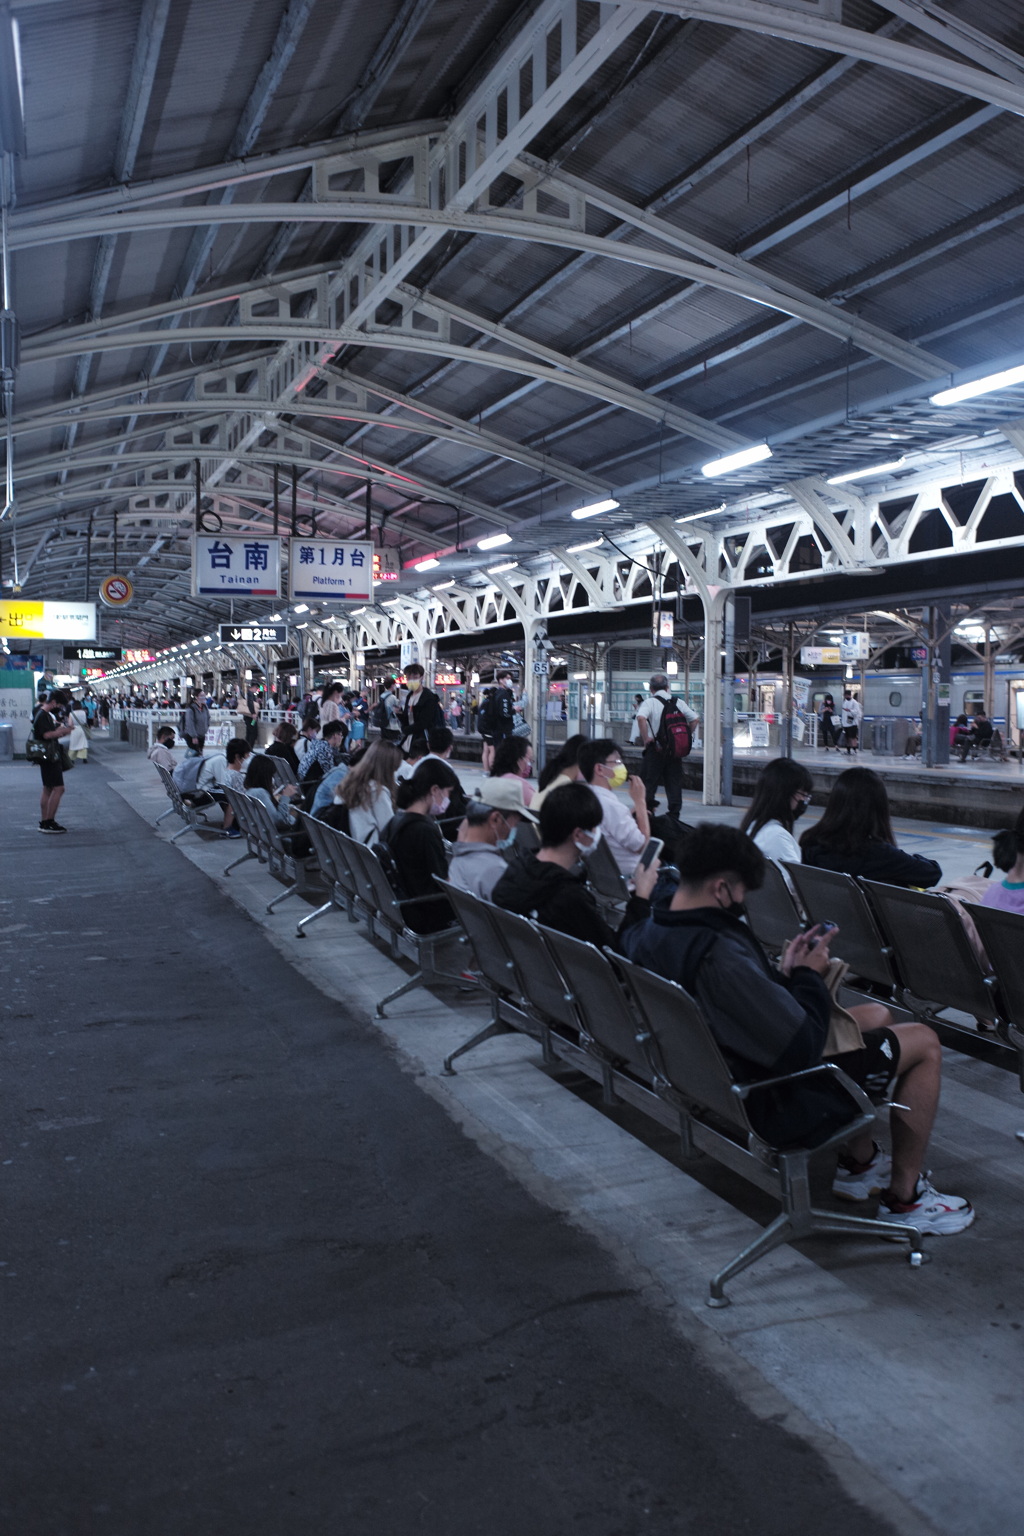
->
[448,779,538,901]
[492,782,658,949]
[620,822,974,1235]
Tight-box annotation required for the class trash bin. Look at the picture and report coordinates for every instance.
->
[0,723,13,761]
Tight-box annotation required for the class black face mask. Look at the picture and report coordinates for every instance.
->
[792,799,809,821]
[717,888,746,920]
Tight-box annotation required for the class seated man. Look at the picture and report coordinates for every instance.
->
[147,725,177,772]
[197,736,252,835]
[298,719,346,785]
[969,709,993,758]
[492,782,658,948]
[395,735,429,783]
[448,780,538,901]
[577,738,649,879]
[621,823,973,1235]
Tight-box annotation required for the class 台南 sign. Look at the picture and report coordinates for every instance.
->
[0,600,97,640]
[193,536,282,597]
[289,539,373,602]
[219,623,289,645]
[63,644,123,662]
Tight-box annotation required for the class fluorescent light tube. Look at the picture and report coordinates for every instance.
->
[701,444,772,477]
[486,561,518,574]
[414,557,440,571]
[931,363,1024,406]
[571,498,619,520]
[566,538,603,553]
[477,532,512,550]
[827,459,905,484]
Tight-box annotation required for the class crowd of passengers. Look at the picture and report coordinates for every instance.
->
[148,669,1024,1243]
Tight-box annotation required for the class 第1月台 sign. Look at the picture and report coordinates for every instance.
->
[289,539,373,602]
[99,573,133,608]
[0,600,97,641]
[193,535,282,597]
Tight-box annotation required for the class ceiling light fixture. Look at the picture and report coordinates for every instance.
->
[827,458,905,485]
[486,561,518,574]
[931,363,1024,406]
[477,532,512,550]
[570,498,619,520]
[675,503,726,523]
[414,557,440,572]
[701,444,772,478]
[293,604,309,614]
[566,538,603,554]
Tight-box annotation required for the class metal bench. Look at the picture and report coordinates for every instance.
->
[609,951,926,1306]
[784,862,900,997]
[963,901,1024,1083]
[246,796,325,915]
[743,857,805,957]
[222,788,264,875]
[294,812,359,934]
[153,763,216,843]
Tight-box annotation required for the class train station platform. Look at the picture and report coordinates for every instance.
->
[4,738,1024,1535]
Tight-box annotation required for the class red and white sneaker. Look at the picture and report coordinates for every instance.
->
[880,1178,975,1235]
[832,1143,892,1201]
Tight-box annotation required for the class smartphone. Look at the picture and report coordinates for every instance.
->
[808,920,837,948]
[638,837,663,871]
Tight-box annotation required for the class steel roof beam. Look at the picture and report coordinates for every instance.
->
[877,1,1024,88]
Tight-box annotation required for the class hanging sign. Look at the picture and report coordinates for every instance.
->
[800,645,841,666]
[839,632,870,661]
[219,623,289,645]
[99,574,133,608]
[289,538,373,602]
[63,644,122,662]
[193,535,282,597]
[0,600,97,640]
[373,548,400,583]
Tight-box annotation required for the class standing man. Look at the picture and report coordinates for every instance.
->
[32,689,74,833]
[483,669,516,770]
[242,682,261,749]
[634,672,699,821]
[841,690,862,755]
[182,688,210,750]
[399,663,445,746]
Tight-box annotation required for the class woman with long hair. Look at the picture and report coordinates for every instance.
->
[265,720,299,774]
[800,766,941,887]
[489,734,535,805]
[982,808,1024,914]
[818,693,838,751]
[739,757,814,864]
[244,751,301,828]
[535,733,587,797]
[319,681,345,726]
[334,740,402,843]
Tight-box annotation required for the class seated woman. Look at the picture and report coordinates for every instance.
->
[243,752,301,830]
[800,766,941,887]
[265,721,300,774]
[381,759,462,932]
[488,734,535,806]
[532,733,587,811]
[982,811,1024,914]
[738,757,813,864]
[325,740,402,843]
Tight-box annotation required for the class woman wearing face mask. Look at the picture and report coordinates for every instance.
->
[739,758,815,865]
[492,782,659,947]
[381,758,462,932]
[488,734,535,805]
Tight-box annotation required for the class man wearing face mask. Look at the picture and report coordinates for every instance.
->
[381,758,462,932]
[621,824,974,1232]
[448,781,538,901]
[492,783,659,947]
[578,738,650,879]
[398,663,446,747]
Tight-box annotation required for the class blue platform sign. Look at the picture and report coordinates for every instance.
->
[193,535,282,597]
[289,539,373,602]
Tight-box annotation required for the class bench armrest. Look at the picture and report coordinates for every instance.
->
[733,1060,873,1118]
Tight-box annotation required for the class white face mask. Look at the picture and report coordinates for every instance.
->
[574,829,600,855]
[432,792,451,817]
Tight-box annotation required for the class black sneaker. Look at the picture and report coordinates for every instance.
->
[47,821,69,834]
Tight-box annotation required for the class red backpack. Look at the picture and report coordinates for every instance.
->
[655,697,692,758]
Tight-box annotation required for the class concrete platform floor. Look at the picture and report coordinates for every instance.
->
[3,741,1024,1535]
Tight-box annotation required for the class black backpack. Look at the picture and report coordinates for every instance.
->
[655,697,693,758]
[370,696,390,731]
[301,700,321,730]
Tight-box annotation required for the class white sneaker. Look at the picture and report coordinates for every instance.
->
[880,1178,975,1235]
[832,1144,892,1201]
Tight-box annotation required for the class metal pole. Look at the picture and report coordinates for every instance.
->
[701,592,724,805]
[782,621,794,758]
[722,594,735,805]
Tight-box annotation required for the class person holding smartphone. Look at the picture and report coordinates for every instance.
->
[31,689,75,834]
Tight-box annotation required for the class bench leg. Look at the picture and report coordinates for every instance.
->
[156,806,176,825]
[267,884,299,913]
[707,1212,795,1307]
[443,1018,515,1075]
[376,970,425,1018]
[170,821,198,843]
[809,1208,926,1264]
[296,899,334,936]
[224,849,257,875]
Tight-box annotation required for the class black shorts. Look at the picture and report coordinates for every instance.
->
[39,759,64,789]
[831,1027,901,1099]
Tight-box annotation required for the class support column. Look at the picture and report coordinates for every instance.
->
[721,594,735,806]
[526,617,550,772]
[922,604,950,768]
[701,590,727,806]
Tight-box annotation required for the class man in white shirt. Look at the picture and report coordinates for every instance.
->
[840,691,863,754]
[634,673,699,820]
[198,736,252,835]
[578,738,650,878]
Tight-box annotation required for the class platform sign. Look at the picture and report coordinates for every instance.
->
[800,645,841,666]
[193,535,282,597]
[219,623,288,645]
[63,644,122,662]
[289,539,373,602]
[839,632,870,661]
[0,600,96,640]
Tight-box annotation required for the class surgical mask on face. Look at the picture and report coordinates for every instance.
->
[432,792,451,817]
[606,764,628,790]
[407,679,422,692]
[496,829,517,851]
[574,829,600,855]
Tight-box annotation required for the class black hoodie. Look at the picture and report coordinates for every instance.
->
[491,853,649,949]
